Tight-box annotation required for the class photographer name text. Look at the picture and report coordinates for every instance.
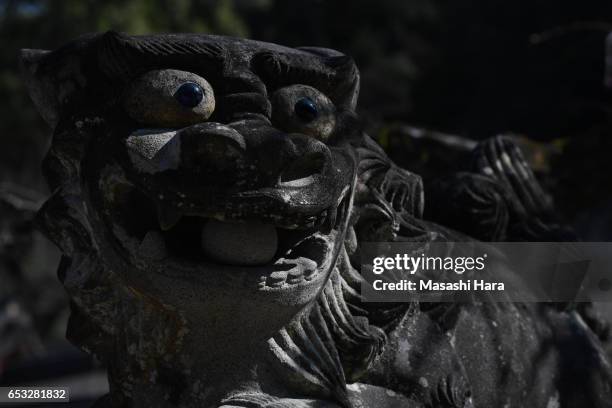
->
[370,253,505,292]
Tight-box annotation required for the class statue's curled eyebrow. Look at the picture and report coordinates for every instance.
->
[97,31,227,83]
[251,50,359,109]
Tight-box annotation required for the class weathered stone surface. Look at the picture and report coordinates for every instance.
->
[20,31,612,408]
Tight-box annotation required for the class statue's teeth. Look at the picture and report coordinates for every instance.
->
[157,204,182,231]
[138,230,167,261]
[286,268,304,284]
[268,270,287,287]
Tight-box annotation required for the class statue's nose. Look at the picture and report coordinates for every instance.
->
[178,123,247,173]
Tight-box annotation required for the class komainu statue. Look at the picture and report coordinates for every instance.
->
[20,32,612,407]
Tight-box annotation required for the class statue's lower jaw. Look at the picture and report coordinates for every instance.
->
[132,213,336,287]
[195,219,332,288]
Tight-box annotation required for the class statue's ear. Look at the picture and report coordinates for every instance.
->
[19,48,59,128]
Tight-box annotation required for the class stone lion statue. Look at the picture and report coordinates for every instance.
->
[20,32,612,407]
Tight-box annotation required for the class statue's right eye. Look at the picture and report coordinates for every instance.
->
[123,69,215,127]
[175,82,205,108]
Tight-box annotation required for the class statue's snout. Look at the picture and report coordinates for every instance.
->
[125,121,332,192]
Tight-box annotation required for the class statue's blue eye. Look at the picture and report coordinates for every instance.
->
[294,97,318,122]
[175,82,204,108]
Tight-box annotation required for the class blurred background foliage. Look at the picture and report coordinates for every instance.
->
[1,0,612,233]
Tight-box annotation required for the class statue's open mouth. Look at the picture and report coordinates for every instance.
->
[99,166,353,289]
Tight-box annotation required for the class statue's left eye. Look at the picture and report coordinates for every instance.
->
[294,97,318,122]
[270,84,335,141]
[175,82,204,108]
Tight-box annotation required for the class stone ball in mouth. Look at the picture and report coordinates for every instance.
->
[201,219,278,265]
